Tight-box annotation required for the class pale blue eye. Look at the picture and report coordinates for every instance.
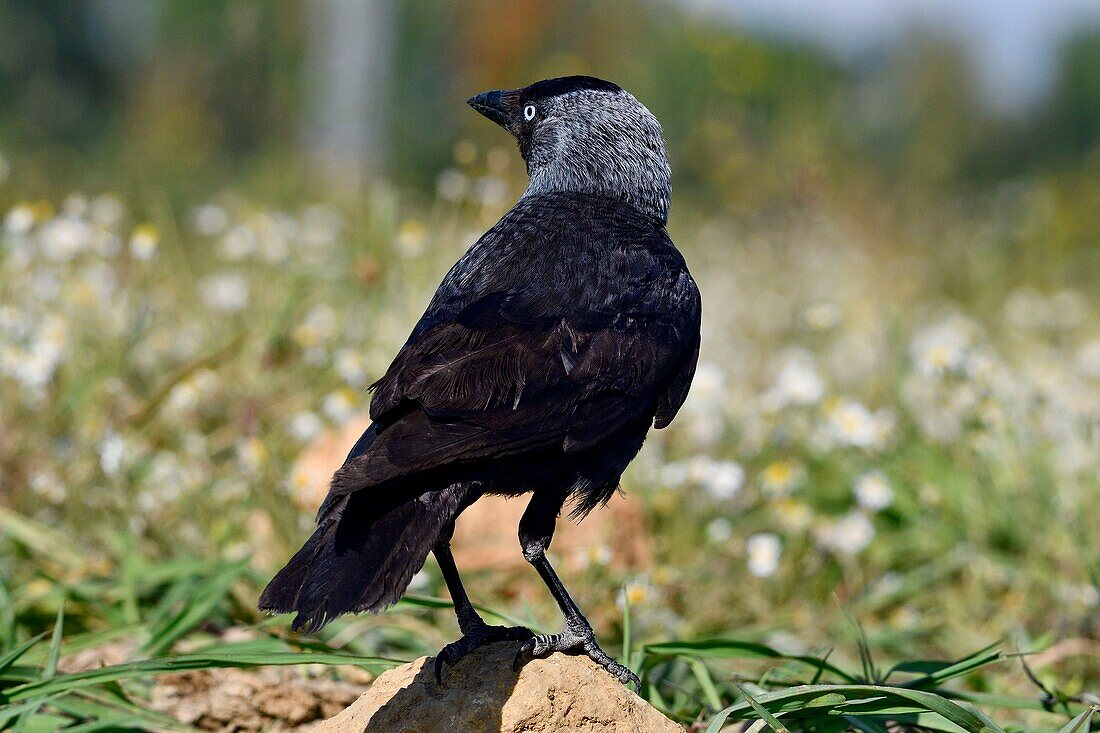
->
[524,104,537,121]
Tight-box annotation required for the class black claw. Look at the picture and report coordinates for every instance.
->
[512,639,533,672]
[434,652,448,684]
[608,661,641,687]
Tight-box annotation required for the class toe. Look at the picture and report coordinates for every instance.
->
[434,653,447,684]
[434,642,462,684]
[512,638,535,671]
[607,662,641,687]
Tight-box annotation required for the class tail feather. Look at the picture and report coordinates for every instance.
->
[259,484,467,633]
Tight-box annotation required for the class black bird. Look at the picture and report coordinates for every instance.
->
[259,76,701,685]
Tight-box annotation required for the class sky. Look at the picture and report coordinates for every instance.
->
[679,0,1100,114]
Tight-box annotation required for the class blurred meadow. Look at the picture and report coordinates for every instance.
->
[0,1,1098,730]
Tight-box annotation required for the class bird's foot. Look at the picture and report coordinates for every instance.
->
[512,616,640,686]
[434,622,533,683]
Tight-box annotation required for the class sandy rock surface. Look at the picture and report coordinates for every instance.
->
[316,642,684,733]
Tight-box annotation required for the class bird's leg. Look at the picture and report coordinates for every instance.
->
[512,491,640,686]
[432,528,532,683]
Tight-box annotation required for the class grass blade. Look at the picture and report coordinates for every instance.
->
[644,638,856,682]
[7,647,401,701]
[688,658,724,711]
[888,641,1004,688]
[140,561,246,657]
[1060,706,1098,733]
[705,684,1006,733]
[621,583,632,671]
[0,507,85,567]
[43,602,64,680]
[396,594,539,630]
[0,633,48,675]
[738,683,792,733]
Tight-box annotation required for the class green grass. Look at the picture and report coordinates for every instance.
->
[0,161,1097,730]
[0,482,1095,730]
[0,552,1093,732]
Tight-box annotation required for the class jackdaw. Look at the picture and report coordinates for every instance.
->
[259,75,701,685]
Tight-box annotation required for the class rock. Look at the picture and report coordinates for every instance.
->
[315,642,683,733]
[151,667,361,731]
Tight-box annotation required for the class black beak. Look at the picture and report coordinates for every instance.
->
[467,90,510,128]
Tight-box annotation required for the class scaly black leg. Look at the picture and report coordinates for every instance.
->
[432,529,532,683]
[512,490,640,686]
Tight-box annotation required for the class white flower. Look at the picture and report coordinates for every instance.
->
[293,304,338,347]
[910,316,974,376]
[659,460,689,489]
[0,306,26,338]
[1076,339,1100,379]
[854,471,893,511]
[774,499,812,532]
[63,195,88,217]
[436,169,467,202]
[220,224,256,260]
[236,438,267,474]
[815,511,875,555]
[29,472,67,503]
[129,224,159,260]
[572,543,613,570]
[706,517,733,543]
[334,349,368,387]
[453,139,477,165]
[772,349,824,406]
[823,397,893,449]
[802,302,842,331]
[1048,290,1086,330]
[198,272,249,312]
[1004,288,1047,331]
[473,175,508,207]
[686,410,724,449]
[165,369,219,414]
[395,220,426,258]
[746,533,782,577]
[4,204,35,234]
[39,216,92,261]
[616,577,655,608]
[90,194,125,228]
[919,484,941,507]
[0,315,68,393]
[321,389,357,423]
[760,460,805,497]
[190,203,230,236]
[299,204,342,249]
[258,218,292,263]
[1057,583,1100,608]
[690,457,744,500]
[288,411,324,442]
[687,362,724,403]
[99,432,129,476]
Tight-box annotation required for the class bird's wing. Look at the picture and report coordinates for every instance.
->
[330,203,700,498]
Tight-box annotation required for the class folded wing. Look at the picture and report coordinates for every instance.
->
[326,221,701,506]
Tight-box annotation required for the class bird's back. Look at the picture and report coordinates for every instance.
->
[342,192,699,497]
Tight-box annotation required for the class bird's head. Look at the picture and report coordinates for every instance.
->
[468,76,672,223]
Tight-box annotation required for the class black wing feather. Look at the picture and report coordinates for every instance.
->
[333,193,700,498]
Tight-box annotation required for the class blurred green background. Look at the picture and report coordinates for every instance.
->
[0,1,1097,730]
